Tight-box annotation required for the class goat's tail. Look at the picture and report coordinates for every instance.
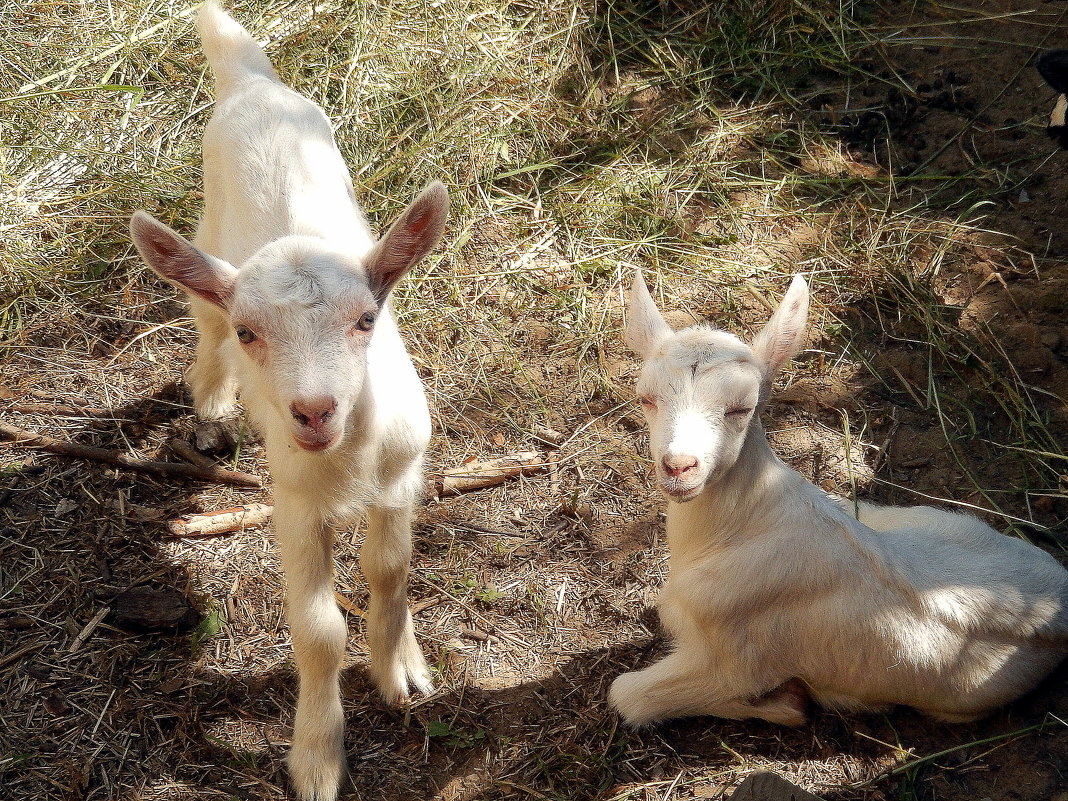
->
[197,1,278,93]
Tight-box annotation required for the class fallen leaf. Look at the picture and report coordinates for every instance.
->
[43,692,70,717]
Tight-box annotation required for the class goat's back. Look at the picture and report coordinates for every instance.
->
[194,47,370,263]
[853,504,1068,643]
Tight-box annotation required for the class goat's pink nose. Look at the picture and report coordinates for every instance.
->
[662,454,699,478]
[290,396,337,431]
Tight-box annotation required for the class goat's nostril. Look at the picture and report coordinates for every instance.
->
[662,455,699,478]
[290,397,338,429]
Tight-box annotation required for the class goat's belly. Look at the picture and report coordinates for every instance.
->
[808,632,1064,718]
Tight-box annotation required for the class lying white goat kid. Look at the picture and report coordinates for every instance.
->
[130,4,448,799]
[611,272,1068,726]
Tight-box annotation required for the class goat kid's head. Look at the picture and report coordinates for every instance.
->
[131,181,449,453]
[625,271,809,502]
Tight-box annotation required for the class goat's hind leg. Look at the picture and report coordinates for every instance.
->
[609,652,806,727]
[362,497,431,702]
[274,497,348,801]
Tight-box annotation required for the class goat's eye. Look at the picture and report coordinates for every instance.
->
[726,406,752,418]
[639,395,657,410]
[355,312,376,332]
[235,326,257,344]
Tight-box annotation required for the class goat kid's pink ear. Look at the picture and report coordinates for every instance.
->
[625,270,672,359]
[363,181,450,301]
[130,211,237,309]
[751,274,809,379]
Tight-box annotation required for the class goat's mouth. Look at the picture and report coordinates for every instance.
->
[293,432,342,452]
[659,478,703,503]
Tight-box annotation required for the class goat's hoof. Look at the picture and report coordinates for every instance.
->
[608,671,657,727]
[755,678,809,726]
[370,640,434,704]
[288,740,346,801]
[759,701,808,727]
[373,662,434,705]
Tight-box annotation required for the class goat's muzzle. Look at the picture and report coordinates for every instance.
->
[290,396,341,451]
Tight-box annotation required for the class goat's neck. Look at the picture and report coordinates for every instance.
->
[665,419,812,562]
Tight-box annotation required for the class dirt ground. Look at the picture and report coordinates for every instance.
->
[3,1,1068,800]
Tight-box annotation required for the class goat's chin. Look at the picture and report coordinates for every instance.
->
[659,481,704,503]
[293,432,342,452]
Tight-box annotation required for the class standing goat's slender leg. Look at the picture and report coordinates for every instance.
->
[362,500,432,702]
[609,652,806,727]
[274,494,347,801]
[186,298,237,419]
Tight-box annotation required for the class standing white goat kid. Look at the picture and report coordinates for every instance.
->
[130,4,448,799]
[611,272,1068,727]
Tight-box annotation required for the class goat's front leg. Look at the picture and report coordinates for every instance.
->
[274,494,347,801]
[186,297,237,419]
[609,652,806,727]
[362,501,432,702]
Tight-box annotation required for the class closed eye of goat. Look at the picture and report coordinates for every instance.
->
[610,272,1068,728]
[129,4,448,799]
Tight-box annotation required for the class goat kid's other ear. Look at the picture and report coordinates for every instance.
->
[751,274,809,380]
[625,270,673,359]
[130,211,237,309]
[363,181,450,302]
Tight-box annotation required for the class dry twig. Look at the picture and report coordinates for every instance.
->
[0,421,262,488]
[166,503,274,538]
[433,451,547,496]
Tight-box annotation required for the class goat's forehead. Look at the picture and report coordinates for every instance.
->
[658,328,755,368]
[234,244,374,315]
[640,328,761,389]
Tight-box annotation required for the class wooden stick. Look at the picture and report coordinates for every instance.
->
[7,401,120,418]
[166,503,273,538]
[434,450,547,496]
[0,421,262,488]
[161,452,548,538]
[531,425,565,447]
[168,437,218,470]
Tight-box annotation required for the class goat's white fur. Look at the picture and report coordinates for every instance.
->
[129,5,448,799]
[612,271,1068,726]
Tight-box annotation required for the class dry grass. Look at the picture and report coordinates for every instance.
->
[2,1,1068,800]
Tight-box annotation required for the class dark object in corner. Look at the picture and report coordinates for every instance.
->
[1037,50,1068,149]
[732,772,825,801]
[110,587,201,632]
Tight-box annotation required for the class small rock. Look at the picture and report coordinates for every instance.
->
[731,772,825,801]
[1019,188,1031,203]
[158,677,185,694]
[24,663,53,681]
[560,500,594,520]
[193,420,235,455]
[125,503,164,523]
[109,587,200,633]
[54,498,78,516]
